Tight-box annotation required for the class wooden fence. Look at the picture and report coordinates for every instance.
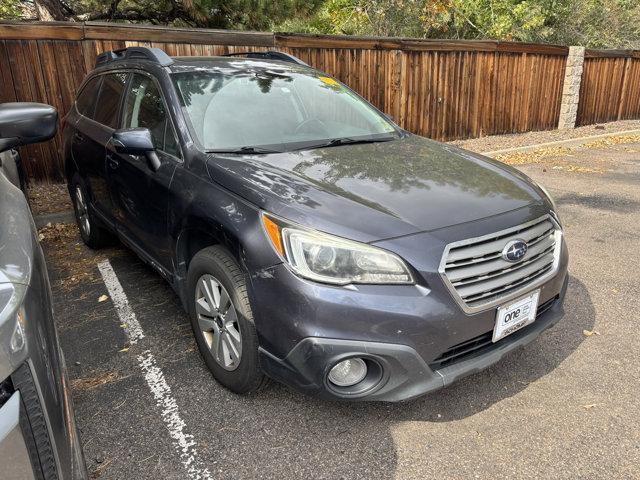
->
[576,49,640,126]
[277,35,568,142]
[0,21,636,182]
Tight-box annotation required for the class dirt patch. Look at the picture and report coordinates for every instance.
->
[71,371,120,392]
[495,147,608,174]
[90,458,115,479]
[38,222,77,243]
[39,221,129,294]
[451,119,640,153]
[580,134,640,150]
[496,152,608,174]
[27,182,72,215]
[496,147,571,166]
[492,137,640,174]
[38,222,110,291]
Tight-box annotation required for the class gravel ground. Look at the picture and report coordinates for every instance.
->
[450,119,640,153]
[39,139,640,479]
[27,181,72,215]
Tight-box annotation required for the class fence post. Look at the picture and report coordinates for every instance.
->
[558,46,585,129]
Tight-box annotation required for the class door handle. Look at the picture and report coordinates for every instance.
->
[107,154,119,170]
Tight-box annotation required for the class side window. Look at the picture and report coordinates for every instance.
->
[123,74,181,158]
[75,76,102,119]
[93,73,128,129]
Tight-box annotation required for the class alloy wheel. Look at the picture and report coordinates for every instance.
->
[74,185,90,237]
[194,274,242,371]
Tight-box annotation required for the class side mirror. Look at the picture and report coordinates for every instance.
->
[112,128,161,171]
[0,103,58,153]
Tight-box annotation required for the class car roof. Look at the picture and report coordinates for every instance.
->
[168,56,313,74]
[91,47,314,76]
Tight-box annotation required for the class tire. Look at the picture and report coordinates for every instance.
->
[70,173,113,249]
[187,246,268,394]
[11,364,58,479]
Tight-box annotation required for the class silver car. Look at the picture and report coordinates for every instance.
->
[0,103,86,479]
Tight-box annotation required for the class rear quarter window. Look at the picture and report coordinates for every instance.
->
[75,76,102,118]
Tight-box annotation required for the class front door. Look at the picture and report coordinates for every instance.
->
[107,73,180,274]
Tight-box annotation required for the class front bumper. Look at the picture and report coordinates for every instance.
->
[248,206,569,402]
[259,273,568,401]
[0,391,38,479]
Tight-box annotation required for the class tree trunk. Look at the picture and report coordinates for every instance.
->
[34,0,70,21]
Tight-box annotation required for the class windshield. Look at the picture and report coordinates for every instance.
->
[172,67,398,153]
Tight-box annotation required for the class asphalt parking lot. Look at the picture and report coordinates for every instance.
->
[41,139,640,479]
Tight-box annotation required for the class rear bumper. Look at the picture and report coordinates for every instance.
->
[259,273,568,402]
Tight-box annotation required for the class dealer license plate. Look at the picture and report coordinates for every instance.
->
[493,290,540,342]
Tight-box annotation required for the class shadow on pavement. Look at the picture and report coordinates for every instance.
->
[214,275,594,478]
[557,192,640,214]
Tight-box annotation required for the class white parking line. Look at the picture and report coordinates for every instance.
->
[97,260,145,344]
[97,259,213,480]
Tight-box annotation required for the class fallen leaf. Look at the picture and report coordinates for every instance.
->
[98,294,109,303]
[119,347,129,353]
[583,329,600,336]
[582,404,597,410]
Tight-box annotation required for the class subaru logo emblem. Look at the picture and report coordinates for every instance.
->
[502,239,528,262]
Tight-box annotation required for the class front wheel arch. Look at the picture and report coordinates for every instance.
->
[174,225,245,304]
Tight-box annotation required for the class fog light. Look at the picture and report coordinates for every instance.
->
[328,358,367,387]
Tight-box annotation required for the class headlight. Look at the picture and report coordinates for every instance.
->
[261,213,414,285]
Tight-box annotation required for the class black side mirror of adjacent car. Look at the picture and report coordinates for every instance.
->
[0,103,58,153]
[112,127,161,171]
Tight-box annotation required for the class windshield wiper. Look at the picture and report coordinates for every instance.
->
[207,146,282,154]
[293,135,396,151]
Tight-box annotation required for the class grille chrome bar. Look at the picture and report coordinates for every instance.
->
[439,215,562,313]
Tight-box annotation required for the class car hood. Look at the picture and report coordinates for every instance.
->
[206,135,547,242]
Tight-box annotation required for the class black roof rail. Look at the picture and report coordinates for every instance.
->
[95,47,174,68]
[222,51,308,66]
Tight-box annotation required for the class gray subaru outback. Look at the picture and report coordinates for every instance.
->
[63,47,568,402]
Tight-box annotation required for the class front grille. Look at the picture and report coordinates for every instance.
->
[429,295,559,370]
[439,215,561,312]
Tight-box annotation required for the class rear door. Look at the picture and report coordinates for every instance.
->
[71,73,128,224]
[107,72,180,275]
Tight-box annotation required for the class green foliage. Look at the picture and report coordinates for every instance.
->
[424,0,640,47]
[13,0,640,48]
[66,0,323,29]
[278,0,425,36]
[0,0,22,19]
[275,0,640,48]
[278,0,370,35]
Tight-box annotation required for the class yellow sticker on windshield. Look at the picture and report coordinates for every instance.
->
[319,76,339,86]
